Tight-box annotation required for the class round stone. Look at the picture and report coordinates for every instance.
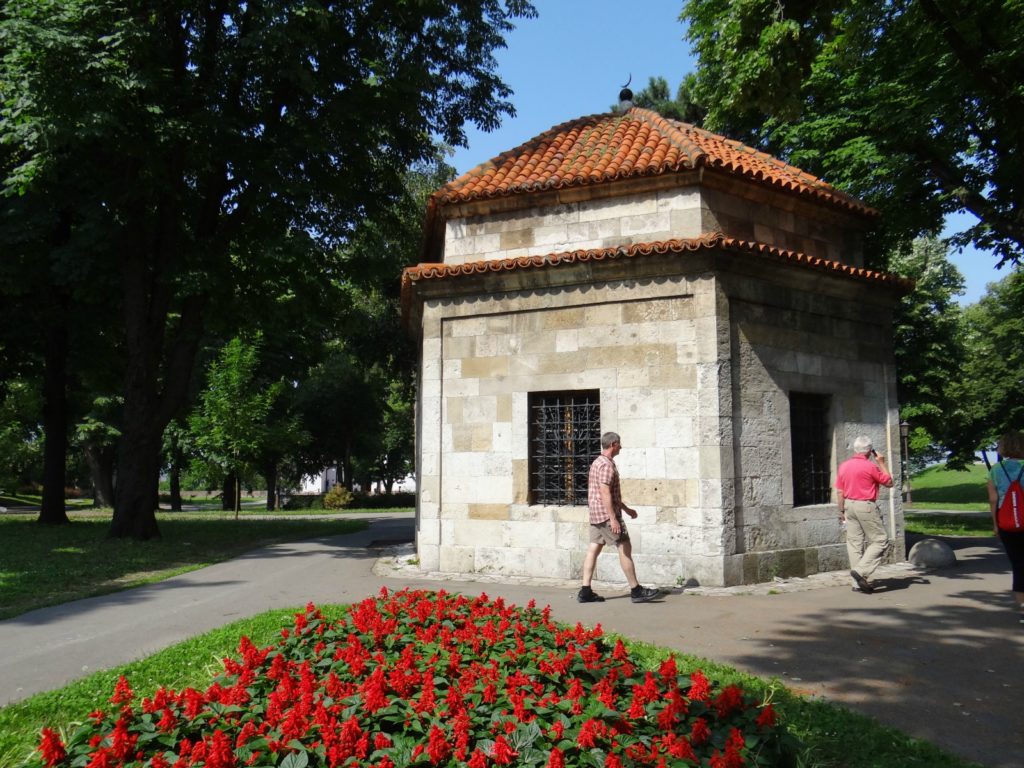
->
[908,538,957,568]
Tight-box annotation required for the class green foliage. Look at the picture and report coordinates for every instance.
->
[683,0,1024,266]
[889,236,967,462]
[0,379,43,491]
[949,266,1024,462]
[322,484,353,510]
[0,514,365,620]
[627,75,706,124]
[1,0,536,535]
[187,335,291,498]
[282,493,325,511]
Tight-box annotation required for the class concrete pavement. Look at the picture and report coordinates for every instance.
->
[1,512,1021,767]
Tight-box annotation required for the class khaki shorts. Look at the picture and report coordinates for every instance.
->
[590,519,628,546]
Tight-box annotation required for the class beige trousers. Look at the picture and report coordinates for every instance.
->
[845,499,890,579]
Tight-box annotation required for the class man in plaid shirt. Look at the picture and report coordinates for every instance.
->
[578,431,661,604]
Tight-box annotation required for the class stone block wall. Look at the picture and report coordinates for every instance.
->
[416,272,743,586]
[440,184,865,268]
[723,279,905,580]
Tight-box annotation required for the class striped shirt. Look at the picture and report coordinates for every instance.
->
[587,454,621,524]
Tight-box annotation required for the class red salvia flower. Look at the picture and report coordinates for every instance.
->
[658,656,678,686]
[110,675,134,705]
[467,748,488,768]
[360,665,389,713]
[688,670,711,702]
[713,684,745,717]
[690,717,711,746]
[426,724,451,764]
[578,719,602,749]
[491,734,517,765]
[110,715,138,760]
[546,747,565,768]
[756,703,778,728]
[85,750,114,768]
[37,727,66,768]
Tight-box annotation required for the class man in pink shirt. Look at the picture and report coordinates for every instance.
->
[835,435,893,594]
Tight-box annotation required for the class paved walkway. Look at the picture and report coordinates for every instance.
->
[1,512,1021,767]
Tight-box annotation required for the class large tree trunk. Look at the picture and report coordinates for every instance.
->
[110,425,162,539]
[110,237,206,539]
[39,296,70,526]
[84,444,116,508]
[222,472,237,511]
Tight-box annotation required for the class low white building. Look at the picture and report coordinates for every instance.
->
[401,105,912,587]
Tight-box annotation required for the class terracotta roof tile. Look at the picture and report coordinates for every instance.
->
[402,233,912,323]
[434,108,874,217]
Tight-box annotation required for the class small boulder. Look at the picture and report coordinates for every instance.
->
[908,538,957,568]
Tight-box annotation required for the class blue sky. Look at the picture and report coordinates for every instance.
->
[450,0,1003,304]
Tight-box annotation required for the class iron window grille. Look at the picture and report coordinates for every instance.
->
[528,390,601,505]
[790,392,832,506]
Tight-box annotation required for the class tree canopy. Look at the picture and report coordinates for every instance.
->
[1,0,534,537]
[682,0,1024,266]
[950,266,1024,462]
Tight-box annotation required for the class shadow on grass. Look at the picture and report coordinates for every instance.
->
[910,483,988,504]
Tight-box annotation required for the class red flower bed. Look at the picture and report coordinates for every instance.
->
[34,589,797,767]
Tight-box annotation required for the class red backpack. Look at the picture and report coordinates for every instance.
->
[996,462,1024,532]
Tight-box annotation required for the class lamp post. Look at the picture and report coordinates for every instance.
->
[899,420,911,504]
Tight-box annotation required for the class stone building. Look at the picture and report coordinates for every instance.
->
[401,106,912,587]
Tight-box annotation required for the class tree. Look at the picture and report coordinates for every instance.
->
[950,267,1024,464]
[0,378,44,493]
[628,76,706,125]
[889,237,966,464]
[682,0,1024,266]
[188,336,285,516]
[1,0,535,539]
[73,395,122,508]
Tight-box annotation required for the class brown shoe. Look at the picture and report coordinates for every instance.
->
[851,570,874,594]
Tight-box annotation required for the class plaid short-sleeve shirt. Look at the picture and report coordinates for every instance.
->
[587,454,621,524]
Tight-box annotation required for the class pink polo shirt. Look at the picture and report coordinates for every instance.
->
[835,454,892,501]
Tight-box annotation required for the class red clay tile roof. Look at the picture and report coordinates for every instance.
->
[402,233,912,324]
[434,107,875,217]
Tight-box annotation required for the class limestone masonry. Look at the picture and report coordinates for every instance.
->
[403,106,911,587]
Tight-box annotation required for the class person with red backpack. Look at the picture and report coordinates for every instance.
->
[987,430,1024,624]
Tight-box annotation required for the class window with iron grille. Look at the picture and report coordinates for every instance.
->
[790,392,832,506]
[528,390,601,505]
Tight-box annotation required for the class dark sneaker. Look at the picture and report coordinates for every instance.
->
[577,588,605,603]
[630,586,661,603]
[850,570,874,594]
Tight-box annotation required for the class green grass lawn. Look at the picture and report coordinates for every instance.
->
[0,514,366,621]
[0,605,976,768]
[904,513,993,537]
[903,463,989,512]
